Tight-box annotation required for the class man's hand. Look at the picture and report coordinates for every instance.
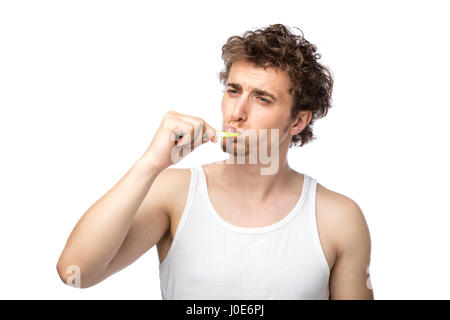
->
[140,110,217,172]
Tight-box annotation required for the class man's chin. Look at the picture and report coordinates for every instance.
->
[220,140,249,156]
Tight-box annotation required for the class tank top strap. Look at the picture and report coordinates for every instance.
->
[190,164,203,198]
[157,165,199,272]
[304,174,318,211]
[301,173,318,223]
[302,174,330,276]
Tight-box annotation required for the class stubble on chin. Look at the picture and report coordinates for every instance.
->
[220,138,249,157]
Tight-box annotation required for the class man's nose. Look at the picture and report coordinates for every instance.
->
[230,96,248,121]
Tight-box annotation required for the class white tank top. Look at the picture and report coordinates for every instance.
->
[158,164,330,299]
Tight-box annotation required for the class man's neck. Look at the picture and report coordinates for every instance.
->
[214,156,294,201]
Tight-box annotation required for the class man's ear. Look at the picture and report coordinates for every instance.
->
[289,111,312,136]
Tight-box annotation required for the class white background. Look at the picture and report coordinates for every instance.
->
[1,0,449,299]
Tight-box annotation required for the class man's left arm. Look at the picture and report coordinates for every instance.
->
[329,199,374,300]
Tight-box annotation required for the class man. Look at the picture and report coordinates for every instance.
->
[57,24,373,299]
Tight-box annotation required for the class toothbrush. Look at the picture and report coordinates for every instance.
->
[202,131,241,141]
[215,131,241,138]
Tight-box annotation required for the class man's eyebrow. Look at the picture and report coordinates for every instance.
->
[226,82,278,102]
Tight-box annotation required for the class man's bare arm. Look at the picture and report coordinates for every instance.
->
[56,111,217,288]
[328,198,374,299]
[95,168,187,283]
[56,158,168,288]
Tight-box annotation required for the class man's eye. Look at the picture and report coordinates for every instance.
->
[224,90,270,103]
[258,97,271,103]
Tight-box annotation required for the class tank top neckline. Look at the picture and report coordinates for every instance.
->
[196,164,310,234]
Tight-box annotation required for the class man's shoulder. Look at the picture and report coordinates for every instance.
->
[152,166,194,218]
[316,182,370,253]
[316,183,362,216]
[153,166,192,198]
[156,161,218,195]
[157,166,192,182]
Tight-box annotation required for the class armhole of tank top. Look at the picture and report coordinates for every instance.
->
[309,178,331,278]
[159,166,197,271]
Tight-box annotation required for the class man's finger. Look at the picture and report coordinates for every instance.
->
[202,122,217,143]
[178,116,217,144]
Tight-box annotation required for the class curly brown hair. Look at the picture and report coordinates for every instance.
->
[218,24,334,147]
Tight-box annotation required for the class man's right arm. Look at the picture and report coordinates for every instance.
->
[56,110,217,288]
[56,158,170,288]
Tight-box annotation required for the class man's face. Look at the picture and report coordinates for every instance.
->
[220,59,295,158]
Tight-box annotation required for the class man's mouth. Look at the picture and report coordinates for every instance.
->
[224,125,240,134]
